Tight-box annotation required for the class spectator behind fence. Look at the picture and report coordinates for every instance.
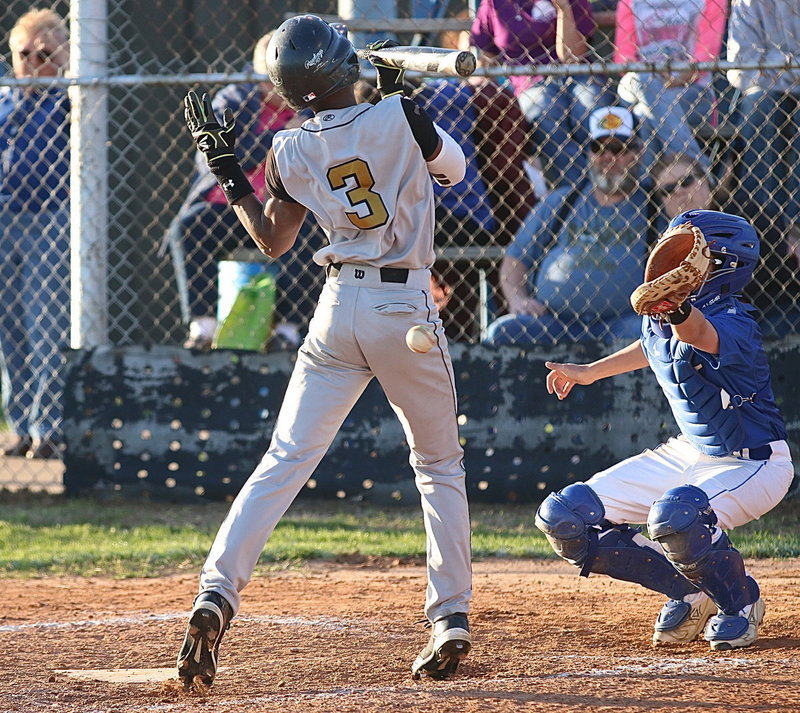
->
[486,107,656,346]
[471,0,614,191]
[653,152,800,338]
[614,0,727,169]
[0,9,70,460]
[727,0,800,226]
[414,50,537,342]
[163,31,322,350]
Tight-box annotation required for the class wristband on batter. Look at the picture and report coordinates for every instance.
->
[210,158,255,204]
[663,302,692,325]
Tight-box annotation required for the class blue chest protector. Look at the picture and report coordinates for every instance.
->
[641,299,786,456]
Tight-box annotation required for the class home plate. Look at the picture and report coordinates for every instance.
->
[55,668,177,683]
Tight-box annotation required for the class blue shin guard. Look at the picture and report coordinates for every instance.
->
[647,484,759,615]
[536,483,698,600]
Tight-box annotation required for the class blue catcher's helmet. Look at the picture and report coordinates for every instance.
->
[668,209,760,310]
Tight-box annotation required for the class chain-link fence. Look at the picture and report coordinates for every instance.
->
[1,0,799,491]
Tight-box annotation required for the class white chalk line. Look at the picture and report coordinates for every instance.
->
[537,653,800,679]
[0,611,390,634]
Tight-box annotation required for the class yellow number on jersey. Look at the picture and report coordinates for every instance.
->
[326,159,389,230]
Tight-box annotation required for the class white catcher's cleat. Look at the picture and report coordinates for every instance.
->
[704,597,765,650]
[653,591,717,646]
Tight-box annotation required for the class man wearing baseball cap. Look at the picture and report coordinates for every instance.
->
[486,106,656,346]
[589,105,635,140]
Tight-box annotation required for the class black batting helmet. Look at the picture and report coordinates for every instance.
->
[266,15,360,110]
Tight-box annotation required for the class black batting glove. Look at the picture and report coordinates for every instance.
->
[365,39,407,98]
[185,91,238,165]
[183,90,253,204]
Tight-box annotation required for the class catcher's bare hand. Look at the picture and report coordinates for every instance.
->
[545,361,597,400]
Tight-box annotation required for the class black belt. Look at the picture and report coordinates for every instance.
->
[326,262,409,284]
[732,444,773,460]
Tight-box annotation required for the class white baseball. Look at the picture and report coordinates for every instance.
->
[405,325,437,354]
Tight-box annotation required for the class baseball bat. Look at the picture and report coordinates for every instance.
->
[356,46,477,78]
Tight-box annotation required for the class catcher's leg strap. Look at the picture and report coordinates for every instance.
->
[647,484,760,615]
[591,525,699,600]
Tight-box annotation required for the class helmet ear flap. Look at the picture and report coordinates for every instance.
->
[674,211,760,308]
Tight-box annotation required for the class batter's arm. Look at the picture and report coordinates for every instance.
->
[545,340,648,400]
[232,193,307,259]
[401,97,466,186]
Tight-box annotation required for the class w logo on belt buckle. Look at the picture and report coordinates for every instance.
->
[354,268,365,279]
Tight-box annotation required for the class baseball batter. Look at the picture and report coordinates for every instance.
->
[177,16,472,687]
[538,210,794,650]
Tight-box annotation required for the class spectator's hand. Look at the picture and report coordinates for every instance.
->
[365,39,406,98]
[184,91,238,167]
[544,361,597,400]
[663,68,697,89]
[507,294,546,317]
[430,275,453,311]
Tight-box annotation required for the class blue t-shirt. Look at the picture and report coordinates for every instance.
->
[0,87,70,213]
[643,299,787,452]
[507,186,650,319]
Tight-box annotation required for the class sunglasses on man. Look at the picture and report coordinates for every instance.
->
[658,173,704,196]
[17,48,55,63]
[589,139,636,156]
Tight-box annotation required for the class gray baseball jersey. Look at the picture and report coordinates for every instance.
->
[199,95,473,624]
[271,95,437,269]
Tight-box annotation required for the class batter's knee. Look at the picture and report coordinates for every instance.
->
[647,484,716,565]
[534,483,605,567]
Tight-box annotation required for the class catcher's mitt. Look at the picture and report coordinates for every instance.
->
[630,223,711,316]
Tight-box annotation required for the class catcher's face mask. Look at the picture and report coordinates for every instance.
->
[671,210,760,309]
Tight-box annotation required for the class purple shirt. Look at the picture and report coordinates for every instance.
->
[471,0,596,94]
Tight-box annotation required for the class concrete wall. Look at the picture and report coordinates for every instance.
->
[62,338,800,502]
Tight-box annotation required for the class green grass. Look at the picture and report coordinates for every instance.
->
[0,492,797,577]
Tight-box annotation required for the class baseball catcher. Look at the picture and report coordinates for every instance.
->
[540,210,793,650]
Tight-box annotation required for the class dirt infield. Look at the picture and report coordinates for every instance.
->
[3,558,800,713]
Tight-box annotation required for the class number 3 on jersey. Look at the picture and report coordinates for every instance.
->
[327,159,389,230]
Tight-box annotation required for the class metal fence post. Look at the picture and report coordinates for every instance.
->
[69,0,109,348]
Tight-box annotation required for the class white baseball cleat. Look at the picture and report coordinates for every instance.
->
[653,591,717,646]
[704,598,765,650]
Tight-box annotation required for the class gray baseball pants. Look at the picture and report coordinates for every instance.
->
[200,263,472,622]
